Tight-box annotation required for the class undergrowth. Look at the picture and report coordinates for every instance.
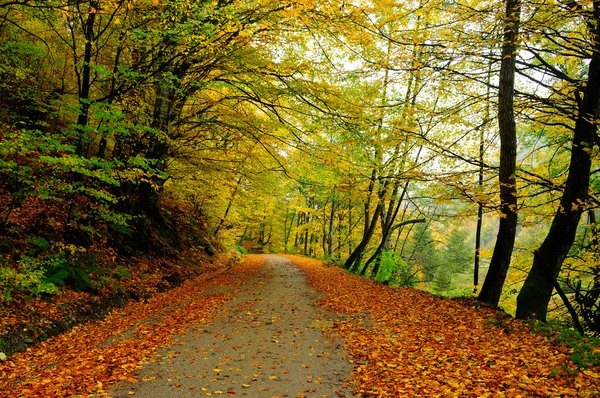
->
[528,320,600,370]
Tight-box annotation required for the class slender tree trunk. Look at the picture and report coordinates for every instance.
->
[75,2,98,156]
[135,65,173,223]
[321,206,328,256]
[475,53,493,293]
[551,274,585,335]
[303,228,309,255]
[214,175,243,236]
[327,193,336,258]
[264,220,272,245]
[348,198,353,256]
[364,38,426,277]
[474,203,484,290]
[394,202,410,252]
[283,210,295,253]
[337,213,344,260]
[347,206,381,273]
[516,8,600,320]
[588,210,598,248]
[478,0,520,306]
[294,212,303,249]
[238,224,249,246]
[346,44,393,271]
[366,144,424,275]
[258,215,267,245]
[284,212,289,252]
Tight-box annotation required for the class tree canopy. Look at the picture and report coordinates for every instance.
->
[1,0,599,336]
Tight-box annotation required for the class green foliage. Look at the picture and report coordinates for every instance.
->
[0,241,102,301]
[42,251,99,293]
[376,250,419,287]
[432,268,453,293]
[0,39,54,127]
[0,261,59,301]
[375,250,396,283]
[0,127,166,238]
[236,244,249,255]
[528,320,600,369]
[444,287,476,298]
[441,228,473,273]
[0,129,70,211]
[27,236,50,254]
[113,266,132,280]
[408,223,439,281]
[433,228,474,293]
[558,221,600,335]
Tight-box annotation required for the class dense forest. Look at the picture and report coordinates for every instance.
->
[1,0,599,346]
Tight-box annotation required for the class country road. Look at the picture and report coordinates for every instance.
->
[110,255,355,397]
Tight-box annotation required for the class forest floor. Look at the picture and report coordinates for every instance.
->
[2,254,600,397]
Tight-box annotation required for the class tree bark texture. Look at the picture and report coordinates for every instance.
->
[478,0,520,306]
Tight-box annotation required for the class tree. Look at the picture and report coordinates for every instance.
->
[516,3,600,321]
[407,221,439,282]
[443,227,474,273]
[478,0,520,307]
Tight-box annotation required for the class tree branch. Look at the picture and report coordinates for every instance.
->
[391,218,426,232]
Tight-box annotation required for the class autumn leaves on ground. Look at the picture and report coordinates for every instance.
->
[291,257,600,396]
[2,254,600,397]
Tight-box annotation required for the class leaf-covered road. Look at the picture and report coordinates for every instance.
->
[2,254,600,397]
[110,255,353,397]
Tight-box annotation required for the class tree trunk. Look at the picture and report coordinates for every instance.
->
[283,209,295,253]
[363,178,406,276]
[348,198,353,256]
[215,175,243,236]
[370,218,426,277]
[474,203,484,290]
[344,169,380,271]
[303,228,309,255]
[238,224,249,246]
[346,196,385,273]
[475,53,493,293]
[75,2,98,156]
[516,8,600,320]
[327,193,336,258]
[478,0,520,306]
[294,212,303,249]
